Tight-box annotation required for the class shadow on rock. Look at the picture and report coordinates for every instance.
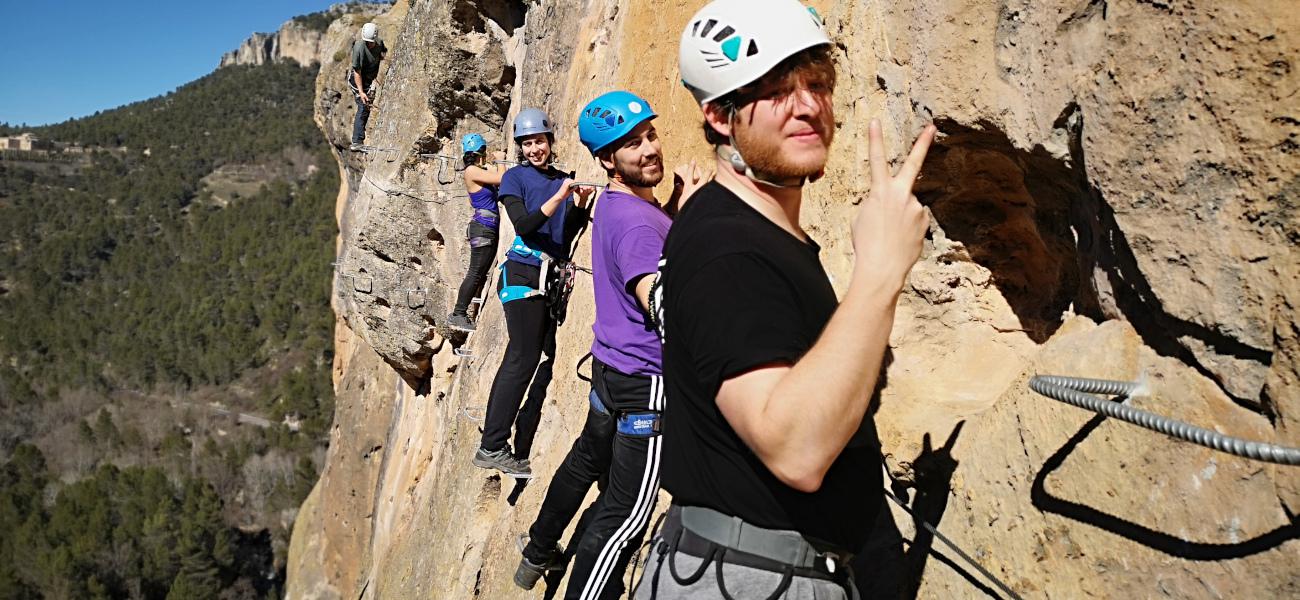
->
[1031,414,1300,560]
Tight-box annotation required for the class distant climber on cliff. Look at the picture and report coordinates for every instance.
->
[513,90,708,599]
[633,1,936,599]
[348,22,387,151]
[473,108,595,478]
[448,133,508,332]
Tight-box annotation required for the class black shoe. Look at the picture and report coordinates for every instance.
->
[514,545,564,590]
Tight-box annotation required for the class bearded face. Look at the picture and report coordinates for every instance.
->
[729,84,834,180]
[606,122,665,188]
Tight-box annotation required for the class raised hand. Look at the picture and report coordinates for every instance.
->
[669,159,713,215]
[852,120,935,289]
[572,184,596,209]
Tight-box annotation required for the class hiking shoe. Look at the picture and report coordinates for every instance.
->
[447,312,476,332]
[514,547,564,590]
[473,446,532,478]
[349,142,364,151]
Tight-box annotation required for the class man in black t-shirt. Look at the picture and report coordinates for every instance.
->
[635,1,936,599]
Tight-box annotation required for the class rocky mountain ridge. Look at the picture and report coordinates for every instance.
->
[219,3,389,68]
[287,1,1299,598]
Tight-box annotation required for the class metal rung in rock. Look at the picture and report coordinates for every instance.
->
[453,347,473,358]
[461,406,484,423]
[405,289,426,309]
[356,146,398,162]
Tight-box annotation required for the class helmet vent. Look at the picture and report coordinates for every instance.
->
[712,25,735,42]
[700,19,718,37]
[747,40,759,56]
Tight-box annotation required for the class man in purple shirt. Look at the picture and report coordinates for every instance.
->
[513,91,684,600]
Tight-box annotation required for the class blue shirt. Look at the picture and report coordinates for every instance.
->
[499,164,573,265]
[467,186,498,229]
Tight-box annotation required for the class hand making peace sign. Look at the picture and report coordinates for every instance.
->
[852,119,937,289]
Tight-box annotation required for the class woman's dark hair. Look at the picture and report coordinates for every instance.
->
[463,151,482,169]
[515,133,558,166]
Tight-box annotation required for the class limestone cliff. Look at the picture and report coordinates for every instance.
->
[220,3,389,68]
[288,1,1299,598]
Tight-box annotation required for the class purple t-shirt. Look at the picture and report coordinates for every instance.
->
[591,189,671,376]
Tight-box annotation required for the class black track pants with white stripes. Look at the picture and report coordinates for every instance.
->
[524,357,664,600]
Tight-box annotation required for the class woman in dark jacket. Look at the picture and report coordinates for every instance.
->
[473,108,593,478]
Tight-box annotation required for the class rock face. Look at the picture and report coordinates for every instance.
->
[220,4,389,68]
[288,1,1299,599]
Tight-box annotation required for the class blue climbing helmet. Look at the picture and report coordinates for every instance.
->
[513,108,553,140]
[461,133,487,154]
[578,90,657,156]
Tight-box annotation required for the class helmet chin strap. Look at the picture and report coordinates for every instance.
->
[722,109,819,189]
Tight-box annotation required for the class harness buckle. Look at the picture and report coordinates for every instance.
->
[822,552,840,574]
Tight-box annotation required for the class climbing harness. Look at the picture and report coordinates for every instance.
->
[498,238,551,304]
[585,382,663,438]
[628,512,669,599]
[470,208,500,231]
[616,411,662,438]
[575,352,595,382]
[658,505,857,600]
[1029,375,1300,466]
[545,260,582,323]
[543,199,595,324]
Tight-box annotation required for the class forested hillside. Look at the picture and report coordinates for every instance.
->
[0,62,336,598]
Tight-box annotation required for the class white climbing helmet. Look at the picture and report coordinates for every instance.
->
[361,22,379,42]
[678,0,831,105]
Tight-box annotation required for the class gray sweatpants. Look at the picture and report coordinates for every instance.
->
[632,534,852,600]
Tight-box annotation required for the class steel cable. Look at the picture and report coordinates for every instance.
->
[1029,375,1300,465]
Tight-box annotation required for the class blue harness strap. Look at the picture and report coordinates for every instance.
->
[588,390,610,414]
[616,411,662,438]
[498,236,550,304]
[507,235,544,262]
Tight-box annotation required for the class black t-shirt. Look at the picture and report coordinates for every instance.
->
[658,181,883,551]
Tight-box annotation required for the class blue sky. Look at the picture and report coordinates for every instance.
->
[0,1,343,126]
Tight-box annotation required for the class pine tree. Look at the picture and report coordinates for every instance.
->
[166,480,229,600]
